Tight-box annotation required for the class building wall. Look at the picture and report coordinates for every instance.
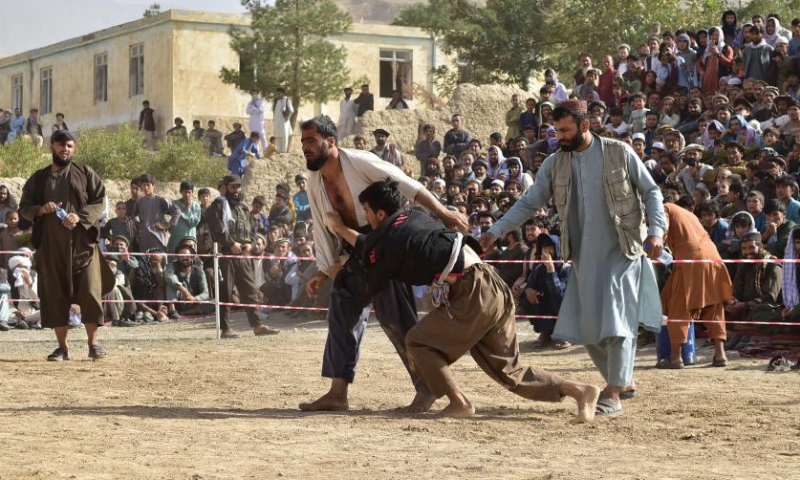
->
[0,19,175,139]
[0,10,441,143]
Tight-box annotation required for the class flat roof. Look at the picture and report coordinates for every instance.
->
[0,9,429,69]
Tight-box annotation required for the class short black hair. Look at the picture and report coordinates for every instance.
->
[764,198,786,214]
[198,188,211,196]
[775,176,798,194]
[180,180,194,192]
[552,106,587,128]
[695,201,718,218]
[50,129,75,144]
[300,116,338,140]
[358,179,403,218]
[140,174,156,185]
[729,182,744,198]
[741,231,762,245]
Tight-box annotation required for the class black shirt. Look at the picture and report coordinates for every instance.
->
[354,208,465,296]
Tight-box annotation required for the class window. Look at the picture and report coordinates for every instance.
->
[379,50,412,99]
[40,68,53,115]
[238,51,257,92]
[129,44,144,97]
[94,54,108,103]
[11,74,23,110]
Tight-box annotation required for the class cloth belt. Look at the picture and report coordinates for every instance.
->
[431,233,464,314]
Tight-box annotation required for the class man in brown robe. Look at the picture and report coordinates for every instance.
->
[660,204,732,369]
[19,130,114,361]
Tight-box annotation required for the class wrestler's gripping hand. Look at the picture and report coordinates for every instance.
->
[440,209,469,233]
[478,232,496,252]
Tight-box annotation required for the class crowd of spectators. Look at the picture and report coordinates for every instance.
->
[2,10,800,349]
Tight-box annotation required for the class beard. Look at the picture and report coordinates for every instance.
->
[306,145,330,172]
[559,131,587,152]
[226,192,242,205]
[52,152,72,167]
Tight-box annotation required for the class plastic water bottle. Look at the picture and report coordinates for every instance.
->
[55,205,75,230]
[656,322,697,366]
[644,242,673,266]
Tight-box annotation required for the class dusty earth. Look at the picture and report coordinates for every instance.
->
[1,312,798,480]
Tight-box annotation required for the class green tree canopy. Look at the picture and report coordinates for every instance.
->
[221,0,353,127]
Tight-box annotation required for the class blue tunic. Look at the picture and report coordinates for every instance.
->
[490,137,666,345]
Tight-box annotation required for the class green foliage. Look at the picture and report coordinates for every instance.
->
[394,0,548,90]
[0,139,50,178]
[143,3,161,17]
[75,124,150,181]
[221,0,353,126]
[738,0,800,24]
[395,0,800,90]
[151,139,229,188]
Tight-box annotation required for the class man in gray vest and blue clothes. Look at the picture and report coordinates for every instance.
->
[480,100,666,418]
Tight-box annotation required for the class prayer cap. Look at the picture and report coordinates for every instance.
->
[112,234,130,246]
[490,179,505,188]
[632,133,646,142]
[294,173,307,183]
[681,144,705,154]
[651,142,666,152]
[222,174,242,186]
[557,100,588,115]
[372,128,390,137]
[473,159,489,170]
[716,104,734,114]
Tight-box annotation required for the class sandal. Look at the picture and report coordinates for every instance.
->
[768,355,792,372]
[619,389,636,400]
[529,339,553,350]
[47,347,70,362]
[88,344,107,360]
[711,357,728,368]
[656,359,684,370]
[595,398,623,417]
[254,325,280,336]
[552,340,572,350]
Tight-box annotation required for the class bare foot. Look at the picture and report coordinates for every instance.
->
[571,385,601,424]
[299,392,349,412]
[437,399,475,418]
[400,391,438,413]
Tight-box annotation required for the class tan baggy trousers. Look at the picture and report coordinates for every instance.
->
[406,263,563,403]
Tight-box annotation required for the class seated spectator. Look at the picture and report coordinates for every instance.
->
[762,199,796,258]
[719,211,758,278]
[0,183,18,232]
[520,233,571,350]
[780,227,800,321]
[495,228,528,289]
[745,190,767,231]
[166,244,212,317]
[720,182,747,218]
[774,176,800,223]
[204,120,224,156]
[261,238,297,307]
[286,242,315,302]
[8,250,40,329]
[726,232,783,321]
[0,210,22,268]
[104,257,137,327]
[693,185,712,208]
[250,196,269,236]
[0,268,12,331]
[130,249,171,323]
[268,192,294,227]
[166,117,188,142]
[696,201,729,246]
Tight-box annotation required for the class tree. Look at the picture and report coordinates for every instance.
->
[221,0,353,129]
[394,0,550,91]
[143,3,161,17]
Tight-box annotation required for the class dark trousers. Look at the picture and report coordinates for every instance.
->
[219,256,262,331]
[321,260,428,394]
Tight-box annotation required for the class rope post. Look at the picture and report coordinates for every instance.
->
[213,242,221,340]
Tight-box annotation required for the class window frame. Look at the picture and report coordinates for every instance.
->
[40,67,53,115]
[129,43,145,97]
[94,53,109,104]
[379,49,413,100]
[11,74,23,111]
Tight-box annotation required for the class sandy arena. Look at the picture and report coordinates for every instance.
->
[1,312,798,480]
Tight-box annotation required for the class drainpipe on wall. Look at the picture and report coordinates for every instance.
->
[27,57,34,111]
[429,34,437,95]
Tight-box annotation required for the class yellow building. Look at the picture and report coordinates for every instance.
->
[0,9,444,142]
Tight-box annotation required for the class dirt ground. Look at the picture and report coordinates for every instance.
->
[1,312,798,480]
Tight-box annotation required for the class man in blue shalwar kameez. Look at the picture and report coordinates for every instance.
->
[480,100,666,417]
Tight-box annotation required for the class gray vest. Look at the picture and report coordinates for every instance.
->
[551,134,648,261]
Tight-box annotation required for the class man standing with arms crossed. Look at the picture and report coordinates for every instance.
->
[298,116,467,412]
[480,100,666,417]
